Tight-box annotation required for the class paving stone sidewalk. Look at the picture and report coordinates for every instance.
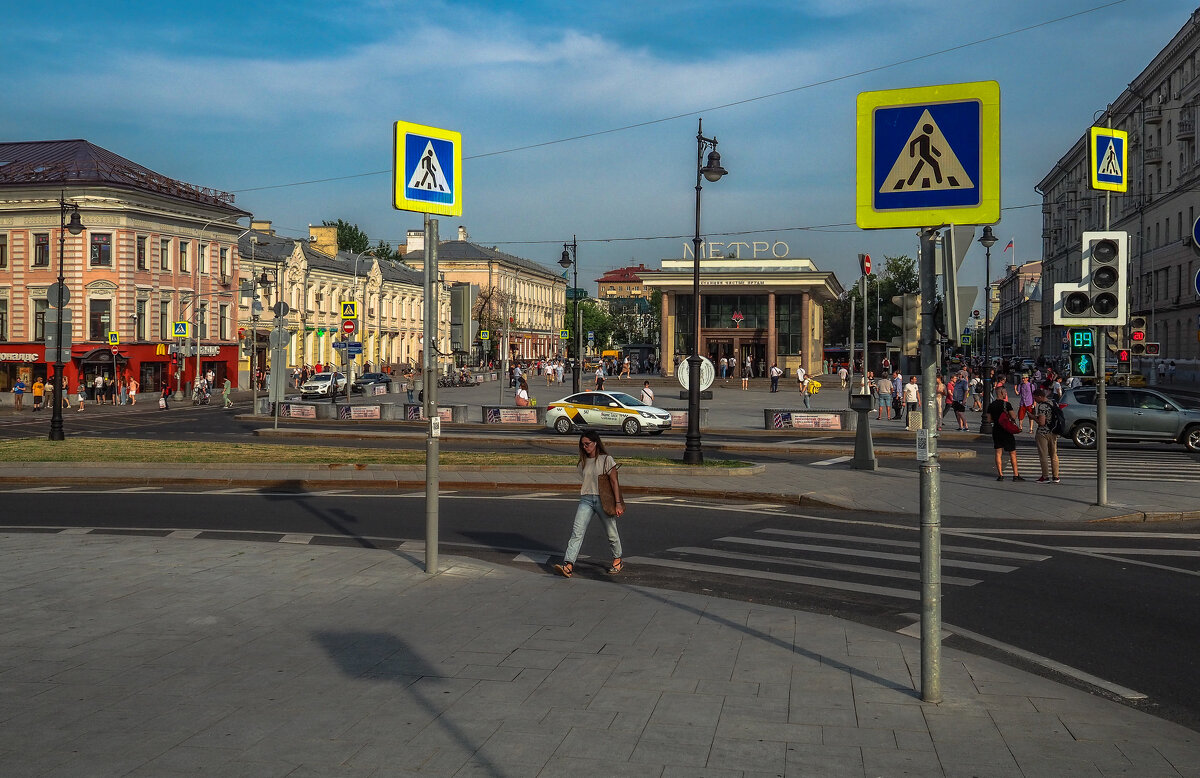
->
[0,532,1197,776]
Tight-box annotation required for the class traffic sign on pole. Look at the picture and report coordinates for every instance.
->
[393,120,462,216]
[1089,127,1128,192]
[342,319,356,335]
[859,253,872,275]
[340,301,358,319]
[856,81,1000,230]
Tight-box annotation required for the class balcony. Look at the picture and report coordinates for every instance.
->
[1144,144,1163,164]
[1179,116,1195,139]
[1145,105,1163,123]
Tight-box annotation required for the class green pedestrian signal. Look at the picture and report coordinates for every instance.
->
[1068,327,1095,353]
[1070,352,1096,377]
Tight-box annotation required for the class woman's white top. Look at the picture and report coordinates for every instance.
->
[579,454,616,496]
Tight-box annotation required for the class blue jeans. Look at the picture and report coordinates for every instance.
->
[563,495,622,564]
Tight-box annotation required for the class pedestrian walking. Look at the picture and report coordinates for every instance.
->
[988,386,1022,482]
[640,380,654,405]
[594,365,605,391]
[1016,375,1036,433]
[951,372,969,430]
[769,362,782,392]
[222,377,233,409]
[1031,388,1060,483]
[553,430,624,578]
[12,377,26,410]
[128,377,139,405]
[838,365,848,388]
[902,375,921,429]
[77,382,87,411]
[32,378,44,411]
[875,374,893,419]
[795,365,810,409]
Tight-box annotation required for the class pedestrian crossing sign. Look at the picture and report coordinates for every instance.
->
[393,120,462,217]
[107,331,119,346]
[856,81,1000,229]
[1089,127,1127,192]
[341,301,358,319]
[560,329,570,340]
[479,330,490,340]
[173,321,191,338]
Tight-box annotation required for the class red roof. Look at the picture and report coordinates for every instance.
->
[595,263,659,284]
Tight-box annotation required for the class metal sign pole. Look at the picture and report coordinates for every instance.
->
[424,215,440,575]
[918,226,943,704]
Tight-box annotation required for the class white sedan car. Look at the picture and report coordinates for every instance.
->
[545,391,673,436]
[299,372,347,398]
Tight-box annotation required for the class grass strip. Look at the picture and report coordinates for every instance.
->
[0,438,747,468]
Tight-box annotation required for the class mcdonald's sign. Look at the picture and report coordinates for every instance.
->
[155,344,168,356]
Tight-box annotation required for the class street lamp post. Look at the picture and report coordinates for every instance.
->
[978,225,998,434]
[350,250,374,398]
[685,118,728,465]
[559,237,581,393]
[49,195,84,441]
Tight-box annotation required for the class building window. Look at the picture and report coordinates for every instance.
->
[160,238,171,270]
[179,241,189,273]
[136,236,147,270]
[0,234,7,268]
[159,299,170,340]
[34,233,50,267]
[90,233,112,266]
[219,247,229,279]
[34,299,48,341]
[198,242,207,275]
[219,303,230,340]
[135,299,147,341]
[89,299,112,341]
[0,299,8,341]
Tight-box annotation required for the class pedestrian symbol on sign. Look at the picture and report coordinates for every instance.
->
[881,111,973,193]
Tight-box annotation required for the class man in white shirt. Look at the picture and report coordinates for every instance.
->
[640,381,654,405]
[837,365,849,388]
[795,366,810,409]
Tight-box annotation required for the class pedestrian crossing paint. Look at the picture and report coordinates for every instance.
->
[633,525,1047,601]
[1015,448,1200,483]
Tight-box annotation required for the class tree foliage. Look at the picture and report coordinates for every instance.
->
[823,254,919,345]
[323,219,371,254]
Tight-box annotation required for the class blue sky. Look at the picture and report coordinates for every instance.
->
[3,0,1193,303]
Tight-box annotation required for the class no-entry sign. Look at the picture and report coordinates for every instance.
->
[342,319,357,335]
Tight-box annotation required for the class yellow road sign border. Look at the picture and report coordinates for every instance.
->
[1088,126,1128,193]
[856,80,1001,230]
[392,120,463,217]
[341,301,358,320]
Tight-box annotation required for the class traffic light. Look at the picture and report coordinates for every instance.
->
[1145,342,1161,356]
[1105,328,1119,353]
[1068,327,1096,377]
[1052,231,1129,325]
[1116,348,1131,374]
[1129,315,1147,355]
[890,293,920,355]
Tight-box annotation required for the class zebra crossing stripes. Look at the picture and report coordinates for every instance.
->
[1015,448,1200,483]
[629,525,1050,601]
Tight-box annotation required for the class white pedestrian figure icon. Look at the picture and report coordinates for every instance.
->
[882,110,972,193]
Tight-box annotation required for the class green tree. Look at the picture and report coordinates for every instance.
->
[323,219,371,254]
[578,300,613,349]
[372,239,399,261]
[823,254,918,345]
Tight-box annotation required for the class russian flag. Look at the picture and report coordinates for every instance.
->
[1003,239,1014,252]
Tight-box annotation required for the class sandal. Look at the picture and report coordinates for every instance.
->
[607,558,623,575]
[553,562,573,578]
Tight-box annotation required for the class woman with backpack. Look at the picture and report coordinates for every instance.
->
[1031,388,1061,484]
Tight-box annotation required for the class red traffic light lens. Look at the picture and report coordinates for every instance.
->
[1130,331,1145,341]
[1117,349,1130,361]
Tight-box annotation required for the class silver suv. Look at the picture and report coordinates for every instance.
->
[1059,386,1200,452]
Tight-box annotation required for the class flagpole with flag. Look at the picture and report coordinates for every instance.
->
[1003,238,1015,267]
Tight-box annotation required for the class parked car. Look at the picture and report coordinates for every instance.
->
[352,372,391,393]
[299,372,347,398]
[1058,386,1200,451]
[545,391,673,436]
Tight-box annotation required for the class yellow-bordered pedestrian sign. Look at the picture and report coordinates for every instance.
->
[856,81,1000,230]
[173,321,191,338]
[341,301,358,319]
[559,329,570,340]
[1089,127,1128,192]
[393,120,462,216]
[479,330,490,341]
[107,331,119,346]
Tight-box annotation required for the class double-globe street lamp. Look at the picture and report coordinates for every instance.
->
[559,237,581,394]
[49,195,84,441]
[684,119,728,465]
[978,225,998,434]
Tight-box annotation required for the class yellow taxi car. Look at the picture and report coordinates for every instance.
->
[545,391,673,436]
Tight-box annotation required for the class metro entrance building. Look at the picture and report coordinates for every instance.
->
[642,245,843,378]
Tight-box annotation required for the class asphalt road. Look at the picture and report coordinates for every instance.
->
[2,487,1198,732]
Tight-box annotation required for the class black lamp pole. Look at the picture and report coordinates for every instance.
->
[684,118,728,465]
[978,225,997,434]
[49,195,83,441]
[559,237,580,393]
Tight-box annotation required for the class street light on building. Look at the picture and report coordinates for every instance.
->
[685,119,727,465]
[559,237,581,393]
[978,225,998,434]
[48,195,83,441]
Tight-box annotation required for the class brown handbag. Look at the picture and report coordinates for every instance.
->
[598,462,621,517]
